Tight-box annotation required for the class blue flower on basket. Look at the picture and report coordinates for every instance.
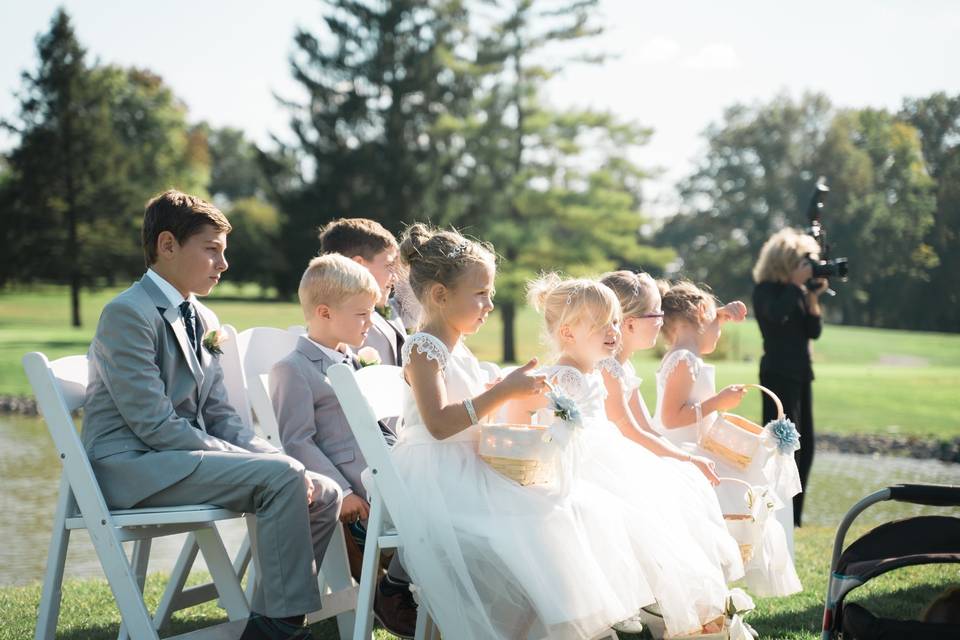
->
[546,391,582,427]
[764,417,800,455]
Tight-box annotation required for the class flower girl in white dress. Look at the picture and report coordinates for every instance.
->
[653,280,802,597]
[390,225,653,640]
[506,274,746,638]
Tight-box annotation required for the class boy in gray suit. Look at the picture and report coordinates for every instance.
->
[270,254,416,637]
[82,190,341,640]
[318,219,408,366]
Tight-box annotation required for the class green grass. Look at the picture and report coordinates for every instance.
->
[2,285,959,438]
[0,526,954,640]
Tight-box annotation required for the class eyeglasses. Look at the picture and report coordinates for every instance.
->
[639,312,664,319]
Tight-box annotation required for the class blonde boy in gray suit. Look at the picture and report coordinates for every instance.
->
[270,254,416,637]
[82,191,341,640]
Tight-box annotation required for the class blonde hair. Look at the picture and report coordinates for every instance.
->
[600,270,658,318]
[298,253,380,319]
[527,273,621,348]
[398,223,495,301]
[753,228,821,284]
[659,280,718,341]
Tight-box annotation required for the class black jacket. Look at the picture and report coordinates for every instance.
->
[752,281,822,382]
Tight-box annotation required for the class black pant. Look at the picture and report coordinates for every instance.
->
[759,370,814,527]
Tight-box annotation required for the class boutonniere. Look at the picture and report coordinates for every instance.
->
[375,304,393,320]
[356,346,382,367]
[202,328,228,357]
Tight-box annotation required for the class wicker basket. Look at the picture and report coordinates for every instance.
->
[699,384,782,470]
[719,477,764,567]
[478,423,555,486]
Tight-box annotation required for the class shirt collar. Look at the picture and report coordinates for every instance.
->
[145,268,196,309]
[306,336,353,364]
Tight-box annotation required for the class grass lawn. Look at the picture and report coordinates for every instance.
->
[0,525,954,640]
[1,285,959,438]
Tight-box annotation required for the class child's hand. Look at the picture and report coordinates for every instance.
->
[718,301,747,323]
[715,384,748,411]
[340,493,370,523]
[689,455,720,486]
[499,358,547,399]
[485,377,502,391]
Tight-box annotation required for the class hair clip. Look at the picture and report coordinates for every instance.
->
[446,242,468,259]
[566,293,575,305]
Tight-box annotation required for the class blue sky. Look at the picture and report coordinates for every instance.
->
[2,0,958,214]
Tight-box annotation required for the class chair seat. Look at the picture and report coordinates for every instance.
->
[66,504,243,530]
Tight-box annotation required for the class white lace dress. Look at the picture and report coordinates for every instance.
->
[653,349,802,597]
[540,364,744,636]
[390,333,654,640]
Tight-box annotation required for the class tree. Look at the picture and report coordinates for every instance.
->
[900,93,960,331]
[452,0,671,360]
[1,9,113,325]
[220,196,285,292]
[262,0,479,294]
[1,9,209,324]
[206,126,268,202]
[655,93,833,304]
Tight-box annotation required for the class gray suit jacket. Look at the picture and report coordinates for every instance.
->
[362,308,406,366]
[270,337,397,496]
[82,276,277,508]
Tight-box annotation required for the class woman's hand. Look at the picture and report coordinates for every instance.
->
[689,455,720,485]
[715,384,748,411]
[497,358,548,399]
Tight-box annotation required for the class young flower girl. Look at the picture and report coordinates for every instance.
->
[507,273,746,638]
[654,280,802,597]
[390,225,653,640]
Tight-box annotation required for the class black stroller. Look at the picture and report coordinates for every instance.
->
[821,483,960,639]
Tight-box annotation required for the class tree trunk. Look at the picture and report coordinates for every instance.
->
[501,300,516,363]
[67,207,81,327]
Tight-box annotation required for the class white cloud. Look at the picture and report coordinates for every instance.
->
[634,36,681,64]
[684,43,741,70]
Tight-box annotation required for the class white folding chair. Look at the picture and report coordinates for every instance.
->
[327,363,444,640]
[239,326,359,638]
[25,352,250,640]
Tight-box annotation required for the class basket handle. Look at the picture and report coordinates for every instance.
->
[742,384,783,421]
[717,476,754,491]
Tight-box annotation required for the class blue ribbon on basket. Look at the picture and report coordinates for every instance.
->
[764,416,800,455]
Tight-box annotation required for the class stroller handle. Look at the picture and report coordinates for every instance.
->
[888,483,960,507]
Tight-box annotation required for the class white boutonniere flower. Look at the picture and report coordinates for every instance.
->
[202,328,228,357]
[356,346,382,368]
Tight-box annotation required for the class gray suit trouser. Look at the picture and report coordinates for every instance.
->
[135,451,342,618]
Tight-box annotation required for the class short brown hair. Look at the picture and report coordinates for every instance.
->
[142,190,231,266]
[318,218,398,261]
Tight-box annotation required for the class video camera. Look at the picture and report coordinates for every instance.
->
[804,178,849,293]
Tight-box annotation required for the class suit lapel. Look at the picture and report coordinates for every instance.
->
[140,277,204,390]
[371,312,399,361]
[196,312,214,408]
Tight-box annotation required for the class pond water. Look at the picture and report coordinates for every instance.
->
[1,414,957,586]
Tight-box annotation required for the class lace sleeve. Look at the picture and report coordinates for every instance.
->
[547,366,587,400]
[599,357,626,380]
[401,332,449,372]
[658,349,700,383]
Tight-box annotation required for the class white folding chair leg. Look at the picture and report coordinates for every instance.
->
[154,533,200,631]
[117,539,153,640]
[194,525,250,620]
[34,477,71,640]
[317,525,358,639]
[353,496,384,640]
[88,522,159,640]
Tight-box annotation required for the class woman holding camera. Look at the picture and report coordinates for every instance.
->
[752,229,828,527]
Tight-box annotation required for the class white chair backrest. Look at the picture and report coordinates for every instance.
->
[477,361,501,383]
[218,324,254,430]
[240,327,302,446]
[327,364,413,515]
[353,365,405,421]
[22,352,112,528]
[287,325,306,335]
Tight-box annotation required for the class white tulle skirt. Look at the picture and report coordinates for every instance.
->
[390,424,655,640]
[573,418,746,637]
